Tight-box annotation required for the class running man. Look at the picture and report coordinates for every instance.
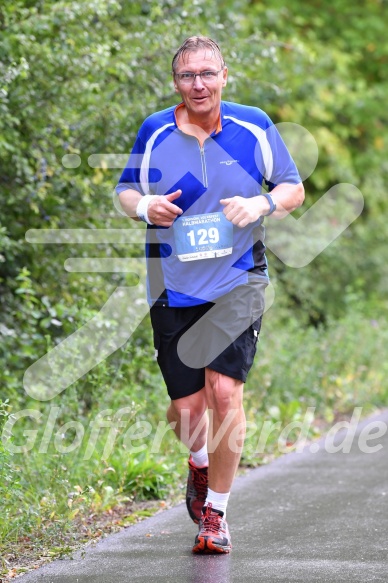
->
[116,36,304,553]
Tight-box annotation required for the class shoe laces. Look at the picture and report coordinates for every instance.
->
[201,503,223,534]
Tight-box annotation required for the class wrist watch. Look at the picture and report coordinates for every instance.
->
[261,192,277,216]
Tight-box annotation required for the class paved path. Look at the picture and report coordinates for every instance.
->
[20,410,388,582]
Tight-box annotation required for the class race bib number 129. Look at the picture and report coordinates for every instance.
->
[174,212,233,262]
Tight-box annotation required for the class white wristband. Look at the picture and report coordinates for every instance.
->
[136,194,156,225]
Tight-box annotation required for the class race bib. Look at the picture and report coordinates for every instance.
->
[174,212,233,262]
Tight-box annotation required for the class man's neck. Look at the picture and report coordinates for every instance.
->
[175,104,221,144]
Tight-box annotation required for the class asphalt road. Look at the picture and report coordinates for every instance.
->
[19,410,388,583]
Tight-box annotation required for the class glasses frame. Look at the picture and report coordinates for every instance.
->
[174,67,225,85]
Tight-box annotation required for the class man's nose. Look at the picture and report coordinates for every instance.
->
[193,75,205,89]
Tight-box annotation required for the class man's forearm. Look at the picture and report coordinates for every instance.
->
[118,188,143,220]
[269,182,305,218]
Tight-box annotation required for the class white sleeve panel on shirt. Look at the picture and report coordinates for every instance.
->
[140,122,175,195]
[224,115,274,181]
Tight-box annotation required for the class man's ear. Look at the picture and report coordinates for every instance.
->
[172,73,180,93]
[222,66,228,87]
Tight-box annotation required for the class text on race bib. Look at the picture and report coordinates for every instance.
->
[173,212,233,262]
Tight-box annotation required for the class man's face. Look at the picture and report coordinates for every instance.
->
[173,49,228,118]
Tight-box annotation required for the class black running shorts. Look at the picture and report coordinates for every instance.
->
[150,281,267,400]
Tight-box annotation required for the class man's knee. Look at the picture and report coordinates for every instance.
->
[168,389,207,425]
[205,369,243,420]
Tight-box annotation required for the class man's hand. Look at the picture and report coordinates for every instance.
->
[220,196,269,228]
[148,190,183,227]
[220,184,305,227]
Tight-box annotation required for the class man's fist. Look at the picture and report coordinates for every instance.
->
[220,196,269,228]
[148,189,183,227]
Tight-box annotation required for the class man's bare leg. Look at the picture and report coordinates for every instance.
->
[167,388,209,524]
[166,387,208,452]
[191,369,242,554]
[205,369,245,493]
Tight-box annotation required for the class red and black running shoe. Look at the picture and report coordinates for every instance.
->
[186,456,208,524]
[192,503,232,554]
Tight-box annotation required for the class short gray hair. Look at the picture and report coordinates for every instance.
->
[172,36,225,72]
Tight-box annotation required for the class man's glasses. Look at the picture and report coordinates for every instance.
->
[174,68,224,85]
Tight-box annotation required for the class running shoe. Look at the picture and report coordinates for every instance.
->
[186,456,208,524]
[192,503,232,554]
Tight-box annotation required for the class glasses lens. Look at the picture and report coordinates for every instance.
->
[176,70,222,84]
[178,73,195,83]
[201,71,218,81]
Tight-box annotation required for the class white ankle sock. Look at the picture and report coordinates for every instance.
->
[205,488,230,516]
[190,443,209,468]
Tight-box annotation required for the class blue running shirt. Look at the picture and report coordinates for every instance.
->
[116,101,301,307]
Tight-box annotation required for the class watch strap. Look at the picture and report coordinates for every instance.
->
[261,192,277,216]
